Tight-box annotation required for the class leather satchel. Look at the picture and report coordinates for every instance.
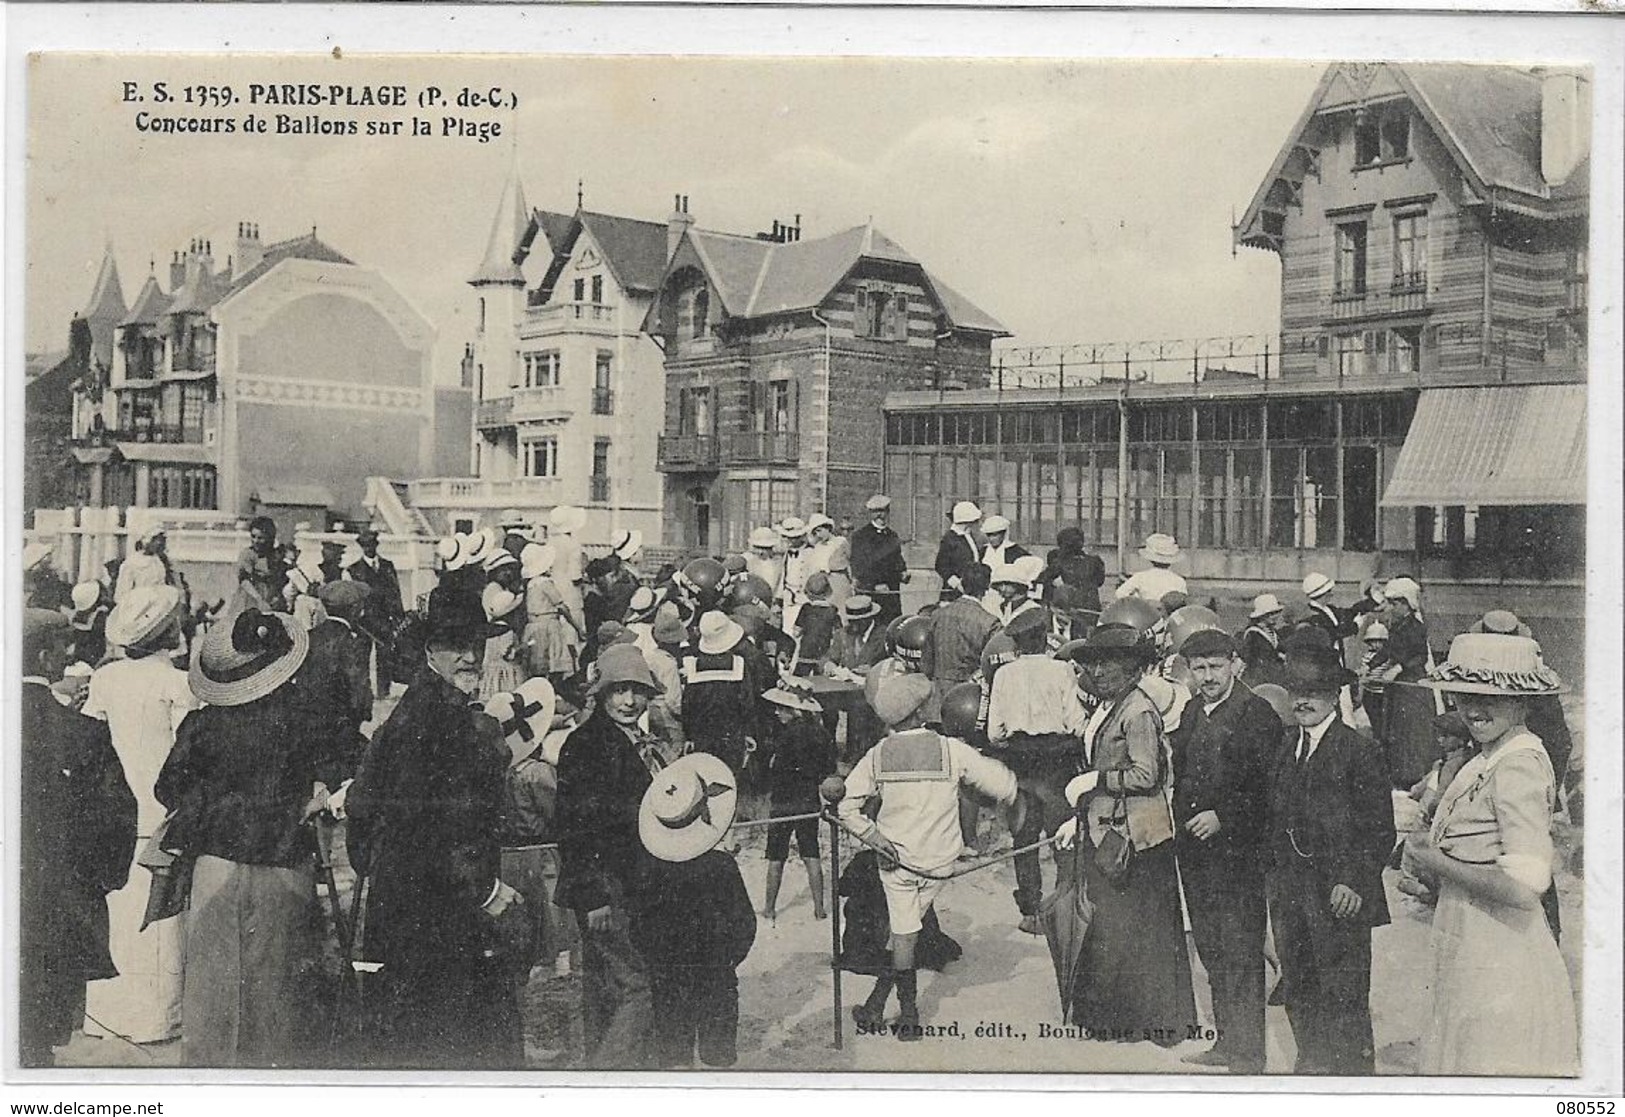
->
[1094,793,1134,887]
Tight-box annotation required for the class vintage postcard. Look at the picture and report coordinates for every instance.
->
[8,5,1622,1100]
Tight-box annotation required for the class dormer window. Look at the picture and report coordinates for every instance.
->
[1354,105,1410,168]
[854,284,909,340]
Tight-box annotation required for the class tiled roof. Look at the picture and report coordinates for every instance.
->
[578,211,669,293]
[82,247,127,323]
[166,266,225,315]
[226,232,352,297]
[686,230,774,315]
[120,274,172,326]
[534,210,576,257]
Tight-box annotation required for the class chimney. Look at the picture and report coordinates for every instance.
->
[1540,68,1591,189]
[169,250,186,291]
[235,221,264,280]
[182,240,203,288]
[667,193,694,261]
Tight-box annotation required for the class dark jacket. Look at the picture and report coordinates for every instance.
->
[1170,683,1278,862]
[634,850,756,971]
[1370,612,1430,682]
[1038,543,1106,615]
[682,646,769,761]
[306,617,374,730]
[849,524,906,592]
[834,621,889,672]
[1240,625,1286,687]
[158,682,346,868]
[345,554,405,624]
[923,596,999,686]
[345,668,510,969]
[767,717,838,811]
[1265,719,1394,928]
[933,531,981,594]
[20,682,137,1059]
[553,709,655,914]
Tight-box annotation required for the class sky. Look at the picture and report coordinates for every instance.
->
[26,55,1323,382]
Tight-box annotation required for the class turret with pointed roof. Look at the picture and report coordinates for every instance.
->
[80,245,127,370]
[470,160,530,287]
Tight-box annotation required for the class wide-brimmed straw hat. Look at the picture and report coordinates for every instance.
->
[764,675,824,714]
[105,585,183,650]
[436,534,470,571]
[1249,593,1285,620]
[520,542,558,580]
[485,677,559,766]
[1063,624,1159,665]
[1424,633,1565,696]
[697,609,745,655]
[1139,533,1182,565]
[748,526,779,550]
[639,752,738,863]
[1302,572,1335,600]
[587,643,663,696]
[549,505,587,534]
[627,585,660,621]
[612,529,644,560]
[843,595,881,622]
[190,607,310,706]
[460,530,496,570]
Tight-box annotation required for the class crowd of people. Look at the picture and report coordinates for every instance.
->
[18,498,1581,1076]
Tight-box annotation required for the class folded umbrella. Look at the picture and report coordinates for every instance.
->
[1038,821,1095,1023]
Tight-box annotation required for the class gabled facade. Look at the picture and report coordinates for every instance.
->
[408,170,666,541]
[651,199,1007,553]
[63,226,447,534]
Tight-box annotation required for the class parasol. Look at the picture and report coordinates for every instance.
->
[1038,823,1094,1023]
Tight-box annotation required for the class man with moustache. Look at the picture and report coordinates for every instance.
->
[849,495,909,625]
[1169,629,1280,1074]
[346,586,527,1068]
[1265,646,1394,1075]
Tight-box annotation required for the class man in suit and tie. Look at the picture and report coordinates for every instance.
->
[933,501,983,603]
[19,610,138,1067]
[1171,629,1280,1074]
[345,524,405,697]
[1266,646,1394,1075]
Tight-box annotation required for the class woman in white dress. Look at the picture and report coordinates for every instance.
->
[80,585,199,1045]
[1406,633,1578,1076]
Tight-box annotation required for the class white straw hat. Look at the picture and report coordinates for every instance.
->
[1302,572,1335,599]
[1249,593,1285,620]
[697,609,745,654]
[1139,533,1182,564]
[951,501,982,525]
[1424,633,1565,696]
[639,753,738,863]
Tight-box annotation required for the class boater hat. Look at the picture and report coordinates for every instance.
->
[485,677,559,767]
[778,516,809,539]
[1424,633,1566,696]
[639,752,738,863]
[763,675,824,714]
[190,607,310,706]
[105,585,183,650]
[843,595,880,622]
[612,529,644,561]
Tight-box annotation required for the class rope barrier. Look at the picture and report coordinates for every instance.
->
[819,808,1063,881]
[496,809,832,854]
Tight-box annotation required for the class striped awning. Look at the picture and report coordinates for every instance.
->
[1380,385,1587,506]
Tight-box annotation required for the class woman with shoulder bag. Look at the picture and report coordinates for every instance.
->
[1055,625,1197,1046]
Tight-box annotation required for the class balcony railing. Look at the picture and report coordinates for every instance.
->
[725,430,801,464]
[1329,277,1429,322]
[657,435,719,469]
[526,301,621,335]
[590,475,611,503]
[591,388,615,415]
[110,424,198,444]
[476,396,515,428]
[511,385,572,422]
[408,475,563,507]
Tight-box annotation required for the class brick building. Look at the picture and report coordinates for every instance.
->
[650,199,1008,552]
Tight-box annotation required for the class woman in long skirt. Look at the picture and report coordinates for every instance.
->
[520,544,582,686]
[1062,625,1196,1046]
[156,607,345,1067]
[80,587,199,1045]
[1407,634,1578,1076]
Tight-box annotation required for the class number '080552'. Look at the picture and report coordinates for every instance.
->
[1555,1103,1615,1114]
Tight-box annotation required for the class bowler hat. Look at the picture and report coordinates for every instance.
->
[422,585,507,644]
[1282,648,1354,696]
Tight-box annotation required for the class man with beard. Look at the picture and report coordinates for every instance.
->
[346,587,527,1069]
[849,495,908,625]
[1169,629,1279,1074]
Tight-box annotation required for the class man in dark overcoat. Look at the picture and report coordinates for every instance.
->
[19,609,137,1067]
[1265,647,1394,1075]
[849,495,908,625]
[1170,630,1279,1074]
[343,525,405,696]
[346,587,525,1069]
[933,501,983,604]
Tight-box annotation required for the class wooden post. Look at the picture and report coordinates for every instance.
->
[828,813,844,1050]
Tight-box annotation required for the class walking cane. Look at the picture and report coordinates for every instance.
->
[821,778,846,1051]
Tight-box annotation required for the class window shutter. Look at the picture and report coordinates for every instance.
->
[1317,335,1331,359]
[854,286,869,338]
[891,293,909,340]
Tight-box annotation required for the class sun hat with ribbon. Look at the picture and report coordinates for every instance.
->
[520,542,558,580]
[549,504,587,534]
[778,516,809,539]
[460,530,495,570]
[864,494,891,512]
[483,548,519,575]
[763,674,824,714]
[1302,572,1335,600]
[627,585,659,621]
[749,526,779,550]
[587,643,663,696]
[1139,533,1182,565]
[190,607,310,706]
[697,609,745,655]
[105,585,183,651]
[1424,633,1565,697]
[639,752,738,863]
[612,529,644,561]
[485,677,559,767]
[842,594,880,622]
[981,514,1011,535]
[950,500,982,526]
[1250,593,1285,621]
